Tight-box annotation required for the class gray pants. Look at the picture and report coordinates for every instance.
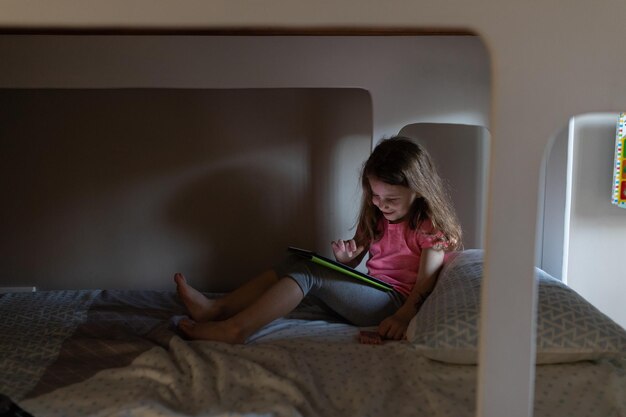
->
[275,255,405,326]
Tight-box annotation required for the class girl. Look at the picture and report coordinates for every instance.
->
[175,136,462,343]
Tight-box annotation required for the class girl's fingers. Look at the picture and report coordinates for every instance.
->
[377,323,389,338]
[331,240,347,261]
[332,239,362,262]
[386,328,399,340]
[377,320,405,340]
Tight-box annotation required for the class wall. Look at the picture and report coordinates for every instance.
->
[566,113,626,328]
[0,35,491,133]
[540,125,570,279]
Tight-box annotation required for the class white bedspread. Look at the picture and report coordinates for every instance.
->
[21,317,626,417]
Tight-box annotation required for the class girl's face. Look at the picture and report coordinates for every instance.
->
[368,176,419,224]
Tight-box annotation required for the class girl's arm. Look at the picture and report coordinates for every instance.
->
[377,248,445,340]
[404,247,445,310]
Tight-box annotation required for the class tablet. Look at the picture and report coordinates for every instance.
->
[287,246,394,292]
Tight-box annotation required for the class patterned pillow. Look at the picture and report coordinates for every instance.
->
[406,249,626,364]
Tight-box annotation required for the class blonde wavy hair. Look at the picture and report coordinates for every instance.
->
[354,136,462,251]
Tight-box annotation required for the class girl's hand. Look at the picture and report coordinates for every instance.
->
[377,309,415,340]
[331,239,364,265]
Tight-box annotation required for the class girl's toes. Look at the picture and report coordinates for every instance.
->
[178,318,195,334]
[174,273,186,284]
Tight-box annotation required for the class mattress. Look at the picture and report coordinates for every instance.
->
[1,289,624,417]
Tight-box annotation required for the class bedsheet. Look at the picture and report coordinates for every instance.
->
[1,290,624,417]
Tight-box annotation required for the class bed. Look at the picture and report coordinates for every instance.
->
[2,250,624,417]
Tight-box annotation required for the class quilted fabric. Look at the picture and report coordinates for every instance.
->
[406,249,626,364]
[0,290,99,400]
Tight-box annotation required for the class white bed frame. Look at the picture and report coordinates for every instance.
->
[1,2,625,416]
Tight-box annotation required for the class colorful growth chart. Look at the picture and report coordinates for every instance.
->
[612,112,626,209]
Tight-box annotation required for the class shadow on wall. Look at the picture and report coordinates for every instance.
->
[0,88,372,291]
[165,157,315,291]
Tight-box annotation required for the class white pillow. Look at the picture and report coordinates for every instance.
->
[406,249,626,364]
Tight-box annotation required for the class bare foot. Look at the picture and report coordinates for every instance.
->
[178,318,246,344]
[174,273,223,322]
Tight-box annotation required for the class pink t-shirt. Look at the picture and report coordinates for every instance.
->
[365,218,448,296]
